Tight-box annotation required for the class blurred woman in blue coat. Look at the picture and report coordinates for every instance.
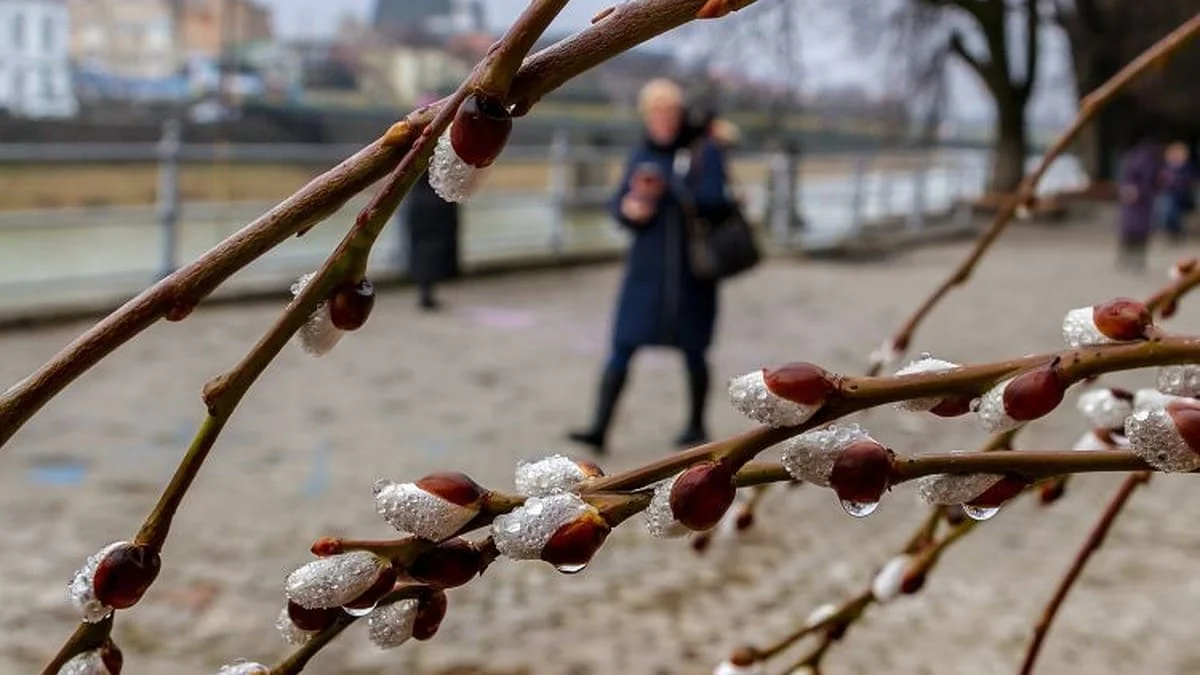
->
[568,79,733,454]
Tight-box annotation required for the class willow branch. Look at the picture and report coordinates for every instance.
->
[867,12,1200,375]
[0,0,737,453]
[1017,471,1151,675]
[1146,258,1200,317]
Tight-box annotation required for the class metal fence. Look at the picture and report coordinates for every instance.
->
[0,132,1088,320]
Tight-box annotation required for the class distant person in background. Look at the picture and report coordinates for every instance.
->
[1116,134,1164,273]
[567,78,733,454]
[402,96,461,311]
[1158,141,1196,242]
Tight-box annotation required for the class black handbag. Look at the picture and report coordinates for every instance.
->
[687,205,761,281]
[681,144,761,281]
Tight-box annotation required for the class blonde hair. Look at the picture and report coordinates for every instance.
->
[637,78,684,115]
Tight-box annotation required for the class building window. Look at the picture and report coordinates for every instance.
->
[43,16,54,52]
[13,12,25,50]
[41,68,55,99]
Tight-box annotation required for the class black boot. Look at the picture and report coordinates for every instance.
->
[675,363,710,447]
[568,369,627,455]
[418,282,440,311]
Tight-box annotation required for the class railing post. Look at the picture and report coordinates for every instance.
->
[849,156,867,236]
[907,156,928,232]
[548,129,569,256]
[155,119,182,280]
[769,150,793,245]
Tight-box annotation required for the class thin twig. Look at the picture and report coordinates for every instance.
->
[1017,471,1151,675]
[868,12,1200,375]
[0,0,736,453]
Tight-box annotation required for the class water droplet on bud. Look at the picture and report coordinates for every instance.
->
[840,499,879,517]
[343,603,376,617]
[554,562,588,574]
[963,504,999,521]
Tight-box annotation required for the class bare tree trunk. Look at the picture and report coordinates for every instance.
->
[991,92,1028,193]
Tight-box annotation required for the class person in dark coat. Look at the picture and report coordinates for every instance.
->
[568,79,732,454]
[1116,135,1165,272]
[1158,141,1196,242]
[403,164,461,310]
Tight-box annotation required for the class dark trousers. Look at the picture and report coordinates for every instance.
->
[1117,234,1148,272]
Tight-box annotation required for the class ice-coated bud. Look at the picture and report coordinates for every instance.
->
[276,606,318,646]
[514,454,603,497]
[407,538,486,589]
[1076,388,1134,430]
[780,423,873,486]
[343,565,399,613]
[893,355,960,412]
[1125,399,1200,472]
[1039,478,1067,505]
[645,474,691,538]
[428,131,493,202]
[1062,298,1151,347]
[492,493,608,570]
[668,461,736,531]
[216,661,269,675]
[1072,428,1124,452]
[68,541,160,623]
[366,598,418,649]
[328,279,375,331]
[1157,365,1200,397]
[1001,365,1066,422]
[449,93,513,168]
[413,588,449,641]
[374,472,485,541]
[728,364,828,427]
[290,273,343,356]
[1134,388,1188,413]
[917,472,1005,505]
[930,394,973,417]
[872,555,912,603]
[964,475,1027,510]
[284,550,391,609]
[58,645,122,675]
[828,440,894,514]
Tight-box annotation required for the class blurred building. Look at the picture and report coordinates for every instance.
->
[0,0,77,117]
[180,0,272,58]
[67,0,177,79]
[373,0,484,39]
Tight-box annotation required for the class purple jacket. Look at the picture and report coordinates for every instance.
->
[1118,141,1164,237]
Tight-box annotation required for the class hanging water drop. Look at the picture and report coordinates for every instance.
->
[963,504,999,521]
[840,499,879,517]
[555,562,588,574]
[343,602,377,617]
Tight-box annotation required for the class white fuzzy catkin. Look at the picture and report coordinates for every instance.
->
[67,541,126,623]
[712,661,764,675]
[58,650,112,675]
[804,602,839,629]
[290,273,343,356]
[275,607,316,646]
[1076,389,1134,430]
[514,455,591,497]
[428,129,491,202]
[871,555,912,603]
[1125,405,1200,472]
[779,423,872,487]
[284,551,389,609]
[1157,365,1200,397]
[728,370,820,428]
[367,598,419,649]
[1062,306,1115,348]
[373,480,480,541]
[974,378,1021,433]
[644,474,690,538]
[1134,388,1188,413]
[492,493,598,561]
[216,662,270,675]
[893,355,959,412]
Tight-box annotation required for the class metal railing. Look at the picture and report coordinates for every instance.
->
[0,131,1087,320]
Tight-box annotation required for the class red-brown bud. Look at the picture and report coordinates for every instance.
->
[310,536,344,557]
[669,461,736,531]
[92,543,161,610]
[1162,299,1179,319]
[900,567,927,595]
[574,458,605,479]
[930,394,973,418]
[1177,256,1197,275]
[1039,478,1067,505]
[729,646,761,667]
[413,588,449,641]
[944,504,968,526]
[100,641,124,675]
[1165,400,1200,453]
[735,509,755,531]
[1003,365,1066,421]
[540,510,611,570]
[763,362,831,405]
[408,538,485,589]
[690,532,712,553]
[828,440,893,505]
[1093,297,1151,341]
[449,94,512,168]
[966,475,1028,508]
[286,601,341,632]
[1109,387,1135,402]
[414,472,487,508]
[343,565,398,611]
[328,279,375,331]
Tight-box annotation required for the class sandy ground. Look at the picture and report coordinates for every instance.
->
[3,217,1200,675]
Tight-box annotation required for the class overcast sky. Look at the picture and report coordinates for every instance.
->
[257,0,606,38]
